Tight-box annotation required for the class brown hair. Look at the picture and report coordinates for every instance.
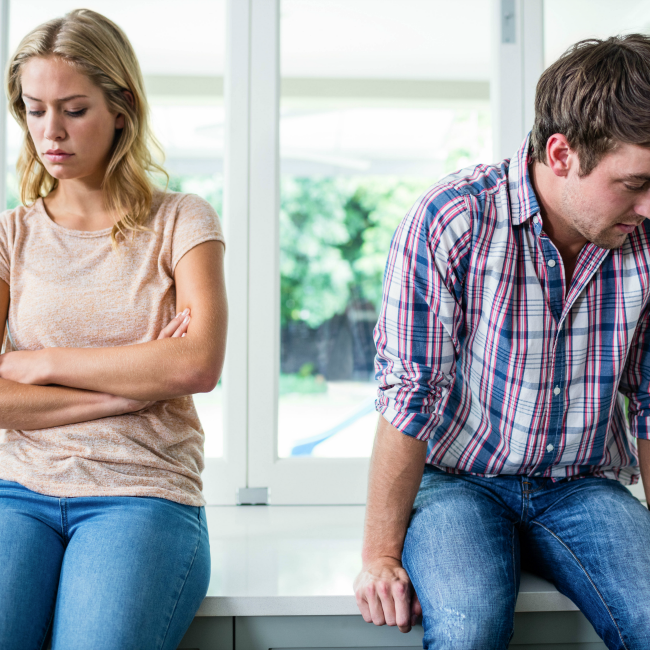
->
[6,8,167,247]
[530,34,650,175]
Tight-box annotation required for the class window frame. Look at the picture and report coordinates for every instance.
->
[239,0,547,504]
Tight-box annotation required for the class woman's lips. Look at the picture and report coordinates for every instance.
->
[44,152,73,162]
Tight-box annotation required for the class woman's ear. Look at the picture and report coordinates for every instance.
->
[115,90,135,129]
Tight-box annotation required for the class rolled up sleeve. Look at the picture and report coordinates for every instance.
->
[374,186,471,441]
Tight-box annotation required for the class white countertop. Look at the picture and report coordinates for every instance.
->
[197,505,579,616]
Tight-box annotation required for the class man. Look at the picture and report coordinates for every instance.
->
[354,35,650,650]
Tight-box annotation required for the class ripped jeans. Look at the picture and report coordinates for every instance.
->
[402,466,650,650]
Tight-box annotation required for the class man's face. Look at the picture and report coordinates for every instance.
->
[560,143,650,249]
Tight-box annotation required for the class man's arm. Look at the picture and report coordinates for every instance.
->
[354,416,427,634]
[357,185,470,630]
[0,241,228,402]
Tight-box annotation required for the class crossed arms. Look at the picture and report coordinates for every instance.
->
[0,240,227,430]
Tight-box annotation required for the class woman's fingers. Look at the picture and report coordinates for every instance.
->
[171,314,190,338]
[157,308,190,339]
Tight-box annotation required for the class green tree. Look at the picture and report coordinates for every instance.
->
[280,176,429,328]
[280,177,354,327]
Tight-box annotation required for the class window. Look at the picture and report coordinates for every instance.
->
[235,0,495,504]
[278,0,492,461]
[545,0,650,68]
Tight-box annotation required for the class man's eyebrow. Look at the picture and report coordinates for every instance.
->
[22,94,88,102]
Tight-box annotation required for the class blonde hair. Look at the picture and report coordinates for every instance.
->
[6,8,167,246]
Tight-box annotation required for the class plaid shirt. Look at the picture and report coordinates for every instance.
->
[374,136,650,484]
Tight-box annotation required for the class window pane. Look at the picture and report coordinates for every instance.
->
[8,0,225,457]
[278,0,492,458]
[544,0,650,67]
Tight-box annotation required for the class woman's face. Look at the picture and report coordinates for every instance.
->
[20,56,124,184]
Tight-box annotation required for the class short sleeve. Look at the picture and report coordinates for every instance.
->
[171,194,225,274]
[0,209,14,285]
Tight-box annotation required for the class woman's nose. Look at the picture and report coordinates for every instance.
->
[43,112,66,141]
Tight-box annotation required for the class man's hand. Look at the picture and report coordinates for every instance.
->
[354,556,422,633]
[355,417,427,633]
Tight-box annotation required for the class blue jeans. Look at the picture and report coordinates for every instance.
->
[402,466,650,650]
[0,478,211,650]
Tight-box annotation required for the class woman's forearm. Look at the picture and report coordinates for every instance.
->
[0,378,129,430]
[43,336,219,401]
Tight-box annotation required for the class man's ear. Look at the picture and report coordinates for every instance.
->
[115,90,135,130]
[546,133,578,178]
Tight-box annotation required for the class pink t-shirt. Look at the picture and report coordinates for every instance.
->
[0,190,225,506]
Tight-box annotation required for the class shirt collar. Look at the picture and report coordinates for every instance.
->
[508,133,541,228]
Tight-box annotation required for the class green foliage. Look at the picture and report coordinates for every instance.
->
[298,362,315,378]
[280,176,429,328]
[280,177,354,327]
[351,179,428,310]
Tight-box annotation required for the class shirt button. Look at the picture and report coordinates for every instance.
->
[548,259,556,268]
[534,472,541,476]
[553,386,560,395]
[547,444,554,452]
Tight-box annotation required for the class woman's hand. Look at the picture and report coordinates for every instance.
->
[0,349,49,385]
[110,394,157,415]
[100,310,193,416]
[157,308,191,340]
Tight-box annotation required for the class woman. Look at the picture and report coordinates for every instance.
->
[0,8,227,649]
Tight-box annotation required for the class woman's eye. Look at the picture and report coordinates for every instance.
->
[26,109,87,118]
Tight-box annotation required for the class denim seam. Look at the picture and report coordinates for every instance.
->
[38,603,56,650]
[157,508,203,650]
[507,525,516,647]
[522,482,530,519]
[532,521,629,650]
[59,499,68,544]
